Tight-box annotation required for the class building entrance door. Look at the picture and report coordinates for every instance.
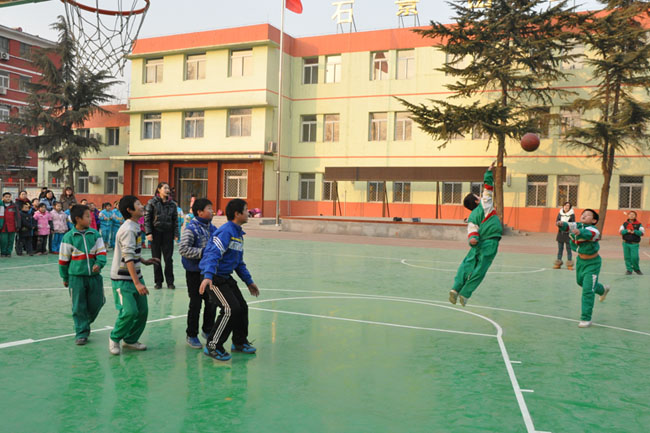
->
[175,167,208,212]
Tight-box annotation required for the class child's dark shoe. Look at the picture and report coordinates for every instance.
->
[232,342,256,354]
[204,346,231,361]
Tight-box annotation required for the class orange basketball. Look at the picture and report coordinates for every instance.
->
[521,133,540,152]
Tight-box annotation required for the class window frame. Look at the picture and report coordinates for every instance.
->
[224,169,248,199]
[105,171,119,195]
[325,55,342,83]
[397,49,415,80]
[0,71,9,89]
[185,53,206,80]
[556,175,579,207]
[393,181,411,203]
[228,108,252,137]
[302,57,318,84]
[323,114,340,142]
[369,112,388,141]
[184,111,205,139]
[300,115,317,143]
[139,170,159,196]
[322,180,335,201]
[142,113,162,140]
[618,176,643,209]
[299,173,316,201]
[18,76,30,92]
[367,181,386,203]
[144,58,163,84]
[230,49,253,77]
[371,51,389,81]
[0,37,9,53]
[0,105,10,121]
[394,112,413,141]
[526,175,549,207]
[106,127,120,146]
[442,182,463,204]
[76,171,89,194]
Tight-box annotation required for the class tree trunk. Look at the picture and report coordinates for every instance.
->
[597,152,614,233]
[67,165,74,192]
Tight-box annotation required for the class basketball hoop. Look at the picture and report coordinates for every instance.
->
[60,0,150,75]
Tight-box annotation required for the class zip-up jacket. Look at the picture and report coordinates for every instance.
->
[98,209,112,230]
[467,168,503,245]
[0,201,21,233]
[51,210,69,233]
[620,220,644,244]
[559,222,600,256]
[58,227,107,283]
[179,216,213,272]
[18,210,34,235]
[144,196,179,237]
[110,220,143,281]
[33,211,52,236]
[199,221,253,285]
[111,209,124,229]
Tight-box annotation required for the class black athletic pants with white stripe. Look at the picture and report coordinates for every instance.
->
[206,276,249,351]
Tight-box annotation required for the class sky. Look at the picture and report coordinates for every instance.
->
[1,0,605,101]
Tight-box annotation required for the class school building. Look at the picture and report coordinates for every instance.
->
[72,23,647,235]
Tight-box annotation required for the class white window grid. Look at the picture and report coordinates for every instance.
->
[397,50,415,79]
[442,182,462,204]
[224,169,248,198]
[145,58,163,83]
[619,176,643,209]
[106,128,119,146]
[0,71,9,89]
[228,108,252,137]
[76,171,89,194]
[186,54,206,80]
[526,175,548,207]
[323,181,335,201]
[299,173,316,200]
[230,49,253,77]
[0,37,8,52]
[303,58,318,84]
[560,109,581,136]
[372,52,389,81]
[395,112,412,141]
[324,114,340,142]
[557,175,579,207]
[325,55,342,83]
[143,113,161,139]
[470,182,483,196]
[301,115,317,142]
[0,105,9,121]
[184,111,205,138]
[19,42,30,57]
[393,182,411,203]
[139,170,159,195]
[105,172,119,195]
[367,181,385,202]
[369,113,387,141]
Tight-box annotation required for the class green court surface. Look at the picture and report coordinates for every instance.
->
[1,236,649,433]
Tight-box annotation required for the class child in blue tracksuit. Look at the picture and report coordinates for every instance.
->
[98,203,113,248]
[198,199,260,361]
[179,198,217,349]
[110,201,124,248]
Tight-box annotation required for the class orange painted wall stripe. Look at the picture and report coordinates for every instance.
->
[278,154,650,160]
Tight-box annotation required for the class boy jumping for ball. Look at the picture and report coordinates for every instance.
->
[557,209,610,328]
[449,161,502,307]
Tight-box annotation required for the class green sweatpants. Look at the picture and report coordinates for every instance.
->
[452,238,500,299]
[0,232,16,256]
[622,242,640,272]
[575,256,605,321]
[110,279,148,344]
[69,274,105,339]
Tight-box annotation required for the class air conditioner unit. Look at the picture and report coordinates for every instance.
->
[88,175,101,184]
[118,175,124,184]
[0,52,9,61]
[0,87,6,95]
[266,141,277,153]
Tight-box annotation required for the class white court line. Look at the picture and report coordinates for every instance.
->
[0,262,58,271]
[521,389,535,393]
[511,361,522,364]
[644,251,650,259]
[400,259,547,274]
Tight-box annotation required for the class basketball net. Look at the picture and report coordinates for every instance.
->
[61,0,150,75]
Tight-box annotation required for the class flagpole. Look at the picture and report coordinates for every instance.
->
[274,0,286,226]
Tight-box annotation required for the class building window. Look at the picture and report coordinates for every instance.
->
[393,182,411,203]
[0,105,9,121]
[367,181,385,202]
[323,180,335,201]
[106,127,119,146]
[472,126,489,140]
[139,170,159,195]
[372,51,389,81]
[0,37,9,53]
[324,114,339,142]
[18,76,30,92]
[470,182,483,196]
[76,171,89,194]
[143,113,161,139]
[300,115,317,142]
[230,49,253,77]
[105,172,119,195]
[397,50,415,79]
[369,112,388,141]
[0,71,9,89]
[530,107,551,139]
[47,171,62,188]
[560,109,581,136]
[228,108,252,137]
[19,42,30,57]
[299,173,316,200]
[442,182,462,204]
[224,169,248,198]
[185,54,206,80]
[144,58,163,83]
[557,175,579,207]
[76,128,90,138]
[526,175,548,207]
[395,112,412,141]
[303,57,318,84]
[184,111,205,138]
[325,55,341,83]
[619,176,643,209]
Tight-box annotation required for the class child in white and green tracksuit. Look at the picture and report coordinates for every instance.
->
[108,196,159,355]
[619,211,644,275]
[449,162,502,307]
[557,208,610,328]
[58,204,107,345]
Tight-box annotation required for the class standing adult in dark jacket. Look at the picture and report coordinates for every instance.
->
[144,182,179,289]
[59,186,77,211]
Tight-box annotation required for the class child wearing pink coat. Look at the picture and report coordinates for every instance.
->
[33,203,52,255]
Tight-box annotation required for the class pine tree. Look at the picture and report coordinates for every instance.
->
[399,0,580,222]
[563,1,650,230]
[1,17,117,188]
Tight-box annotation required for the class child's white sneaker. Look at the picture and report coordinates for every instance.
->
[123,341,147,351]
[109,339,121,355]
[599,285,610,302]
[578,321,592,328]
[448,290,458,305]
[459,295,467,307]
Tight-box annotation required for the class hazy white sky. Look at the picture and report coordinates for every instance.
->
[1,0,605,100]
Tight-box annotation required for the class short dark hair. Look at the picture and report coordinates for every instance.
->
[119,195,139,220]
[563,202,572,208]
[103,202,111,209]
[38,203,46,209]
[192,198,212,216]
[463,193,479,211]
[70,204,89,225]
[21,202,30,209]
[2,192,10,197]
[226,199,247,221]
[583,208,599,222]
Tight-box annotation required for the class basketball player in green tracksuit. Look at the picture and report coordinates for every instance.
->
[557,209,611,328]
[449,162,502,307]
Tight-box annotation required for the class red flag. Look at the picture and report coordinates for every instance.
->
[286,0,303,14]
